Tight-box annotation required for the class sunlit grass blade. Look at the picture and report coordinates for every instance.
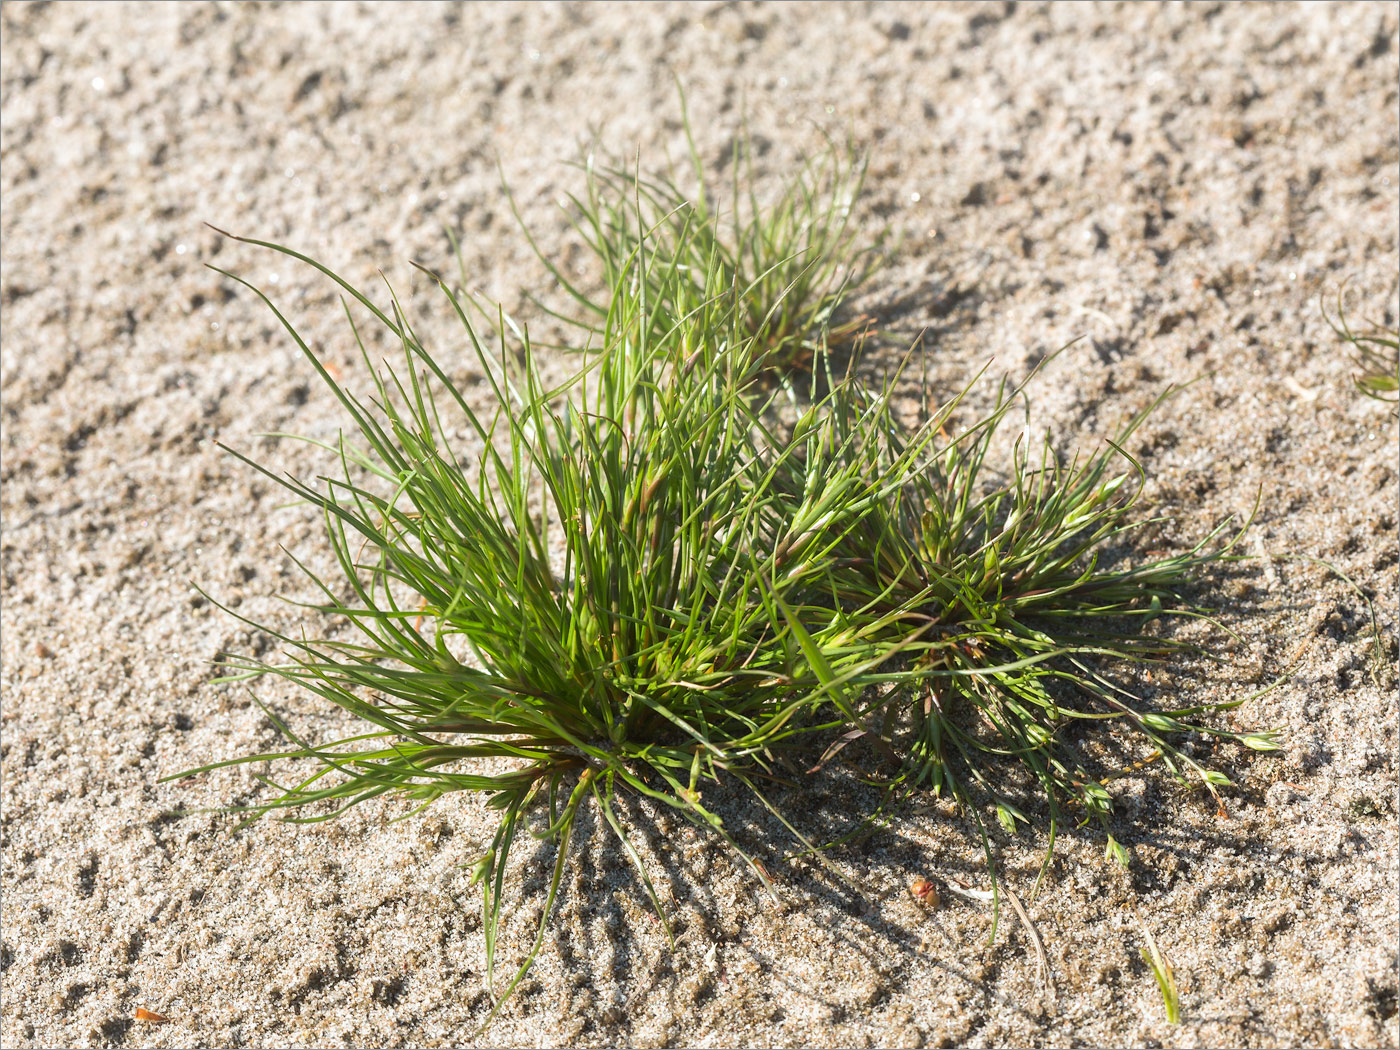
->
[1322,285,1399,406]
[1140,925,1182,1024]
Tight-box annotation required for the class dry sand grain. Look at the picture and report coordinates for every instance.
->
[2,2,1397,1047]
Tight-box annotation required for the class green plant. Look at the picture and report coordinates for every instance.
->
[1322,287,1399,405]
[174,228,871,1027]
[507,90,888,374]
[1140,925,1182,1024]
[758,353,1282,896]
[176,175,1280,1026]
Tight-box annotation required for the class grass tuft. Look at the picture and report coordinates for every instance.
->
[176,152,1282,1025]
[1322,286,1399,406]
[507,88,889,374]
[752,348,1283,913]
[174,224,858,1027]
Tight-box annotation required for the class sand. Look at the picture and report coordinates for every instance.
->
[1,2,1397,1047]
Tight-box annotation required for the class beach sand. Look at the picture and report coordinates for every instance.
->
[2,2,1396,1046]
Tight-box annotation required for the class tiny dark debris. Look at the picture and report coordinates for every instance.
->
[1368,978,1398,1022]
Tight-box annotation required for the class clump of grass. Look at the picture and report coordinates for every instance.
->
[1322,287,1399,406]
[177,167,1281,1024]
[174,228,865,1027]
[763,352,1282,889]
[507,90,888,373]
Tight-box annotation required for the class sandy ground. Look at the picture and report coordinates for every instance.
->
[2,2,1397,1047]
